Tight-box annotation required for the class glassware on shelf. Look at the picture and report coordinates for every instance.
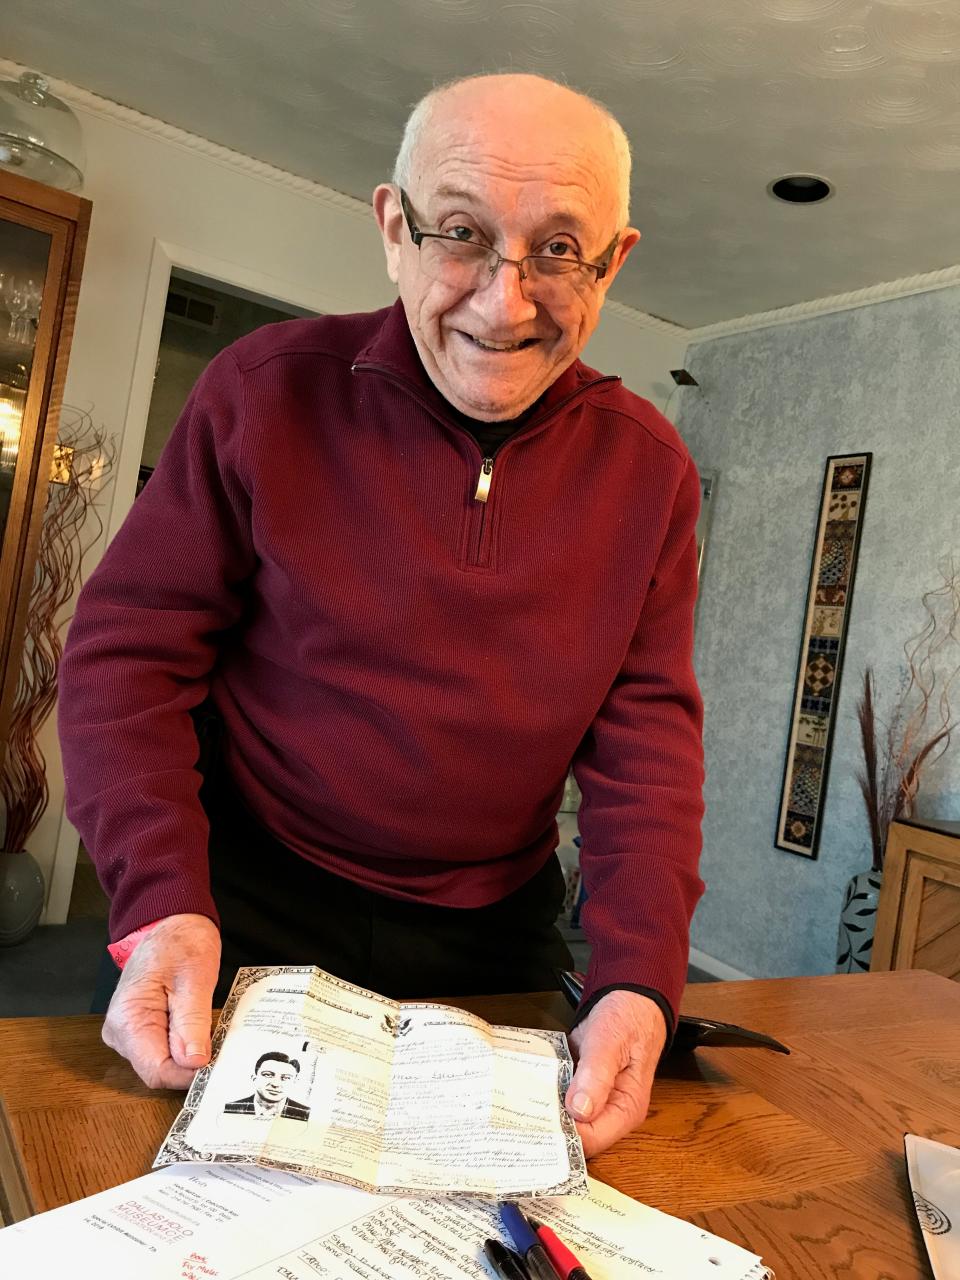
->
[0,270,13,339]
[7,277,26,343]
[25,276,42,336]
[0,365,28,469]
[0,274,41,344]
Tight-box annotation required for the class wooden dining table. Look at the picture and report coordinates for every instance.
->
[0,969,956,1278]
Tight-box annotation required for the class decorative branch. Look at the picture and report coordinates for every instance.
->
[0,409,115,853]
[856,563,960,872]
[856,668,882,872]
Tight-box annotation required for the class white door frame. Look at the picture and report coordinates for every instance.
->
[44,238,355,923]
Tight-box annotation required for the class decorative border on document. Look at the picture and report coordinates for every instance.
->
[154,967,587,1197]
[775,453,871,857]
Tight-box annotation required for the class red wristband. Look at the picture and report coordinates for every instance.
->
[107,919,162,969]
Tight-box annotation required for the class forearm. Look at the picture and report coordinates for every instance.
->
[572,454,705,1023]
[58,348,254,938]
[61,723,220,939]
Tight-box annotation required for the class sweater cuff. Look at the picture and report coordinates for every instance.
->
[571,983,675,1051]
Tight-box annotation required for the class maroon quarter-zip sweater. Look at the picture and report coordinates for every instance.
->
[58,301,704,1021]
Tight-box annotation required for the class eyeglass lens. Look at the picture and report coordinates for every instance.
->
[418,237,596,296]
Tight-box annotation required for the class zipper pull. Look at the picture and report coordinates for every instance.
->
[474,456,493,503]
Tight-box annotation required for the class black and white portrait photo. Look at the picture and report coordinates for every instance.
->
[223,1050,311,1121]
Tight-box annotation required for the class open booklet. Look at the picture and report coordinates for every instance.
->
[0,1161,772,1279]
[155,965,587,1199]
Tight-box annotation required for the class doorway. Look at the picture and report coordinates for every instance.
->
[65,270,317,931]
[137,269,315,491]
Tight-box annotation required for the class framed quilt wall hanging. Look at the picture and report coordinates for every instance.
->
[776,453,872,857]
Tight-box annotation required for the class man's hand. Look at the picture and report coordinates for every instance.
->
[565,990,667,1157]
[101,913,221,1090]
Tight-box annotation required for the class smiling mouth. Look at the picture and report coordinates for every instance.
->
[463,333,540,352]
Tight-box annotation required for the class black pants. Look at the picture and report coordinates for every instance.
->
[204,761,572,1008]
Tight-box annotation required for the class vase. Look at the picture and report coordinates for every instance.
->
[836,868,883,973]
[0,849,45,946]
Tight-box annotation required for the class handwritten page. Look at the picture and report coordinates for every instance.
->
[0,1163,770,1280]
[154,965,586,1199]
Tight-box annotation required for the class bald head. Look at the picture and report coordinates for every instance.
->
[393,74,631,227]
[373,72,641,420]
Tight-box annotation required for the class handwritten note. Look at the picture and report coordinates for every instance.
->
[0,1164,769,1280]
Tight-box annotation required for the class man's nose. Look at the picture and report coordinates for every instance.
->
[473,256,539,325]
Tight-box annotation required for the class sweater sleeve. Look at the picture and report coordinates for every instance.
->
[58,349,255,941]
[572,451,705,1025]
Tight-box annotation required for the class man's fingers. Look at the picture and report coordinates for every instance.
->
[134,1056,198,1091]
[102,997,194,1089]
[100,914,221,1090]
[566,1048,619,1121]
[168,989,215,1067]
[565,991,667,1155]
[166,934,219,1066]
[574,1060,653,1157]
[576,1108,635,1158]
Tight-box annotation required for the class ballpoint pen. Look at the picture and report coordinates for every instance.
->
[498,1202,562,1280]
[483,1238,530,1280]
[527,1216,594,1280]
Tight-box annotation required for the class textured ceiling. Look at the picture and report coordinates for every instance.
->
[4,0,960,326]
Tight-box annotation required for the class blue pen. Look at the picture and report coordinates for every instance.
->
[498,1202,562,1280]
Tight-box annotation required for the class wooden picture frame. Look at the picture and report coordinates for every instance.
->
[776,453,871,857]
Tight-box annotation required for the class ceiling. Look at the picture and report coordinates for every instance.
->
[4,0,960,327]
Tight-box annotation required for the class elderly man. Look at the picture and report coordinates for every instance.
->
[58,72,704,1157]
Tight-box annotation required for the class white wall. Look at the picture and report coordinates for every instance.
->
[17,72,688,921]
[585,303,689,415]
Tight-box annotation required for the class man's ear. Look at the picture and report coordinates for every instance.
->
[373,183,403,284]
[599,226,641,296]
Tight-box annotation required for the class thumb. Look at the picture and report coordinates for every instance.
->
[167,973,216,1068]
[566,1036,618,1122]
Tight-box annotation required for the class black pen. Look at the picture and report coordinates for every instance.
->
[483,1237,530,1280]
[498,1202,562,1280]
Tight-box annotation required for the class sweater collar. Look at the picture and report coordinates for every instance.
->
[352,298,614,430]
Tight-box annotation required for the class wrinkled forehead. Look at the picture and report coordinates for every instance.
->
[412,96,621,228]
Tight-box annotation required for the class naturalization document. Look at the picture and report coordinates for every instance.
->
[0,1164,772,1280]
[154,965,587,1199]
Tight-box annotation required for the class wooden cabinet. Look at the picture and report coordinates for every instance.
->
[0,170,90,750]
[871,819,960,980]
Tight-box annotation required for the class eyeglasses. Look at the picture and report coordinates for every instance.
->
[399,188,619,298]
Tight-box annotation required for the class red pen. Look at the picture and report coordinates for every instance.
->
[526,1217,593,1280]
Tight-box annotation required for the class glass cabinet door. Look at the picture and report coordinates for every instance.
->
[0,218,53,555]
[0,172,90,752]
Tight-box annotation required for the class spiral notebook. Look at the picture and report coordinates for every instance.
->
[905,1132,959,1280]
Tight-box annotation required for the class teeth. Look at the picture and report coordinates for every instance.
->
[472,336,527,351]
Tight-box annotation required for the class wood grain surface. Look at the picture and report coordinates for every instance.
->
[0,970,955,1278]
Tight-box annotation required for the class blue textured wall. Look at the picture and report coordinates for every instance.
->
[677,287,960,978]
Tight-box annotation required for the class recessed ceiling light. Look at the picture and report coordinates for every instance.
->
[768,174,834,204]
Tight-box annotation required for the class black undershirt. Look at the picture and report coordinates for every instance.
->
[448,403,540,457]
